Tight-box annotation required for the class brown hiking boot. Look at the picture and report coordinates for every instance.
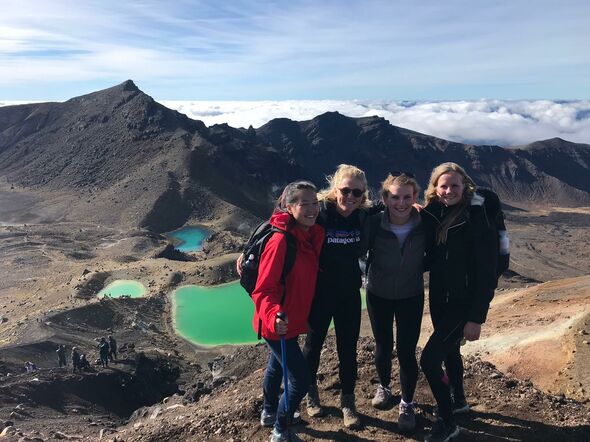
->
[340,394,361,429]
[305,383,324,417]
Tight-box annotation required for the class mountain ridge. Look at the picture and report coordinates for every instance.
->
[1,81,589,233]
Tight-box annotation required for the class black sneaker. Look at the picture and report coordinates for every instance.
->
[424,418,460,442]
[451,397,470,414]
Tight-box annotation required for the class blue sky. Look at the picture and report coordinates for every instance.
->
[1,0,589,101]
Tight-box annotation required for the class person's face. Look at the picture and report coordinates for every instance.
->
[436,172,465,207]
[287,189,320,230]
[383,184,417,225]
[335,176,365,216]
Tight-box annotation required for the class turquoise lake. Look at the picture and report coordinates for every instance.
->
[166,226,210,252]
[173,282,367,346]
[98,280,146,298]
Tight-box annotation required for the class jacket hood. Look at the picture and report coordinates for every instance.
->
[269,210,291,231]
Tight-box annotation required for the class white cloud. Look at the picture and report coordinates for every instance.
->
[158,99,590,146]
[2,98,589,146]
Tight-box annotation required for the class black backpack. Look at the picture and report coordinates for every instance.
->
[474,188,510,279]
[239,221,296,339]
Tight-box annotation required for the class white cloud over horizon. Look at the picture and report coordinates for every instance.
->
[2,98,588,147]
[161,99,590,147]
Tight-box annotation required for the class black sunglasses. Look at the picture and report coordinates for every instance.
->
[390,170,416,178]
[339,187,364,197]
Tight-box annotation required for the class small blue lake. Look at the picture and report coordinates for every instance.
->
[166,226,210,252]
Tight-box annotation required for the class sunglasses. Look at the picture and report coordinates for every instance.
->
[390,170,416,178]
[339,187,364,198]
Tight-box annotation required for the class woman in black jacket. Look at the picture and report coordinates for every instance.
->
[302,163,372,429]
[420,162,499,442]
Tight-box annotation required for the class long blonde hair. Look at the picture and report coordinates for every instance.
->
[318,164,371,209]
[425,162,477,244]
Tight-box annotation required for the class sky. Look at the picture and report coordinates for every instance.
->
[1,0,589,101]
[1,1,589,146]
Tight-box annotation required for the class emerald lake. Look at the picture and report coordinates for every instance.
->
[98,280,146,298]
[173,282,367,346]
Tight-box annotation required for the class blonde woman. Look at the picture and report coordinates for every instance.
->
[420,163,499,442]
[302,164,372,429]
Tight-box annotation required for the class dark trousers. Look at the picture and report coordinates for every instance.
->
[58,355,66,368]
[263,337,310,433]
[420,301,466,422]
[366,291,424,403]
[303,283,361,395]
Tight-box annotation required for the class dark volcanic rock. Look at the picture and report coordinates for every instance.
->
[1,80,590,232]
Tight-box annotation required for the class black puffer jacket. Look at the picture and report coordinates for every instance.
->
[421,198,498,324]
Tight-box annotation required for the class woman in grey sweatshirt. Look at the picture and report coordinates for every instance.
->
[364,172,425,433]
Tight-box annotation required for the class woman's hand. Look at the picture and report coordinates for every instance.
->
[463,321,481,341]
[275,314,288,335]
[236,254,244,276]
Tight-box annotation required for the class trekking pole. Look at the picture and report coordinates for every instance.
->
[277,311,289,417]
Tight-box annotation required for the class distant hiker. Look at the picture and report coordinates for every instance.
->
[71,347,81,373]
[56,344,67,368]
[98,337,110,368]
[24,361,36,373]
[363,172,425,433]
[420,162,504,442]
[108,335,117,361]
[80,354,90,371]
[302,164,374,429]
[251,181,324,442]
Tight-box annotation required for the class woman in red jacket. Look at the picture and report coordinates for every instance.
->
[252,180,325,442]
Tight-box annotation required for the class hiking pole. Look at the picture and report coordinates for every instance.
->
[277,311,289,418]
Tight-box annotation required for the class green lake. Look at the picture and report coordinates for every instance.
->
[173,282,367,346]
[98,280,146,298]
[166,226,210,252]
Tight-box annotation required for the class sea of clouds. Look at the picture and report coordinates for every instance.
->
[2,99,589,147]
[160,99,590,147]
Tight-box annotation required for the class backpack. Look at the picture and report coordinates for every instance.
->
[239,221,297,295]
[239,221,297,339]
[473,188,510,279]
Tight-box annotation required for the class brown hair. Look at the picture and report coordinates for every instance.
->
[424,162,477,244]
[381,172,420,199]
[317,164,371,209]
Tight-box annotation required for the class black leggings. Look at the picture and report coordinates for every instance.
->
[302,283,361,395]
[420,302,466,422]
[366,291,424,402]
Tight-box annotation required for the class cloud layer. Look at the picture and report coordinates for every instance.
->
[161,99,590,147]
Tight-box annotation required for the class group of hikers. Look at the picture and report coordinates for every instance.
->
[240,162,508,442]
[55,335,117,372]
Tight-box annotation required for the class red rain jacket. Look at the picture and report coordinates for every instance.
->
[251,211,324,340]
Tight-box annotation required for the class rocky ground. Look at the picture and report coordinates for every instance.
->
[1,192,590,441]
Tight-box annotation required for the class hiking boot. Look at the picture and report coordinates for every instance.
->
[398,400,416,432]
[424,418,460,442]
[340,394,361,429]
[305,384,324,418]
[260,409,275,427]
[451,397,470,414]
[371,385,392,409]
[269,428,289,442]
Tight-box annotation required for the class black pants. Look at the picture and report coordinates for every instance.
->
[420,301,466,422]
[303,282,361,395]
[366,291,424,403]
